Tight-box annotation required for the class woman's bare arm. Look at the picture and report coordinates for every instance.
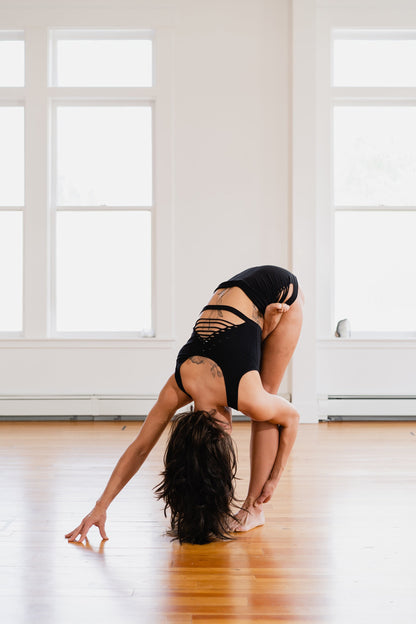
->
[65,376,191,542]
[238,375,300,506]
[248,394,299,502]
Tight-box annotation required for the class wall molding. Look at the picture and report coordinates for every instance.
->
[0,339,175,349]
[0,393,292,421]
[318,339,416,349]
[0,395,158,418]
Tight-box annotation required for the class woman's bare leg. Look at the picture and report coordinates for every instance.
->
[231,290,304,531]
[229,421,278,531]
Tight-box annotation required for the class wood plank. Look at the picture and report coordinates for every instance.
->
[0,421,415,623]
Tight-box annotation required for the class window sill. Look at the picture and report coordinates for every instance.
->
[0,337,176,349]
[318,336,416,348]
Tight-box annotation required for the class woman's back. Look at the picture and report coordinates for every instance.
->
[178,287,264,410]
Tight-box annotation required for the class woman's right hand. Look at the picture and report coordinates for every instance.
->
[65,503,109,543]
[256,478,277,505]
[262,302,290,340]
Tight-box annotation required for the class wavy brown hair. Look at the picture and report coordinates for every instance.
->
[154,410,238,544]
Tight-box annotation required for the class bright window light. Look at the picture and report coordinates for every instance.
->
[335,211,416,332]
[0,106,24,206]
[56,105,152,206]
[56,211,152,333]
[51,31,152,87]
[0,212,23,331]
[334,106,416,206]
[334,36,416,87]
[0,33,24,86]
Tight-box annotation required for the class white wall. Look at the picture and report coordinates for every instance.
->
[318,341,416,396]
[4,0,414,421]
[4,0,413,421]
[173,0,291,342]
[0,0,298,416]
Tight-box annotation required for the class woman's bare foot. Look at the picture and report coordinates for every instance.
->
[229,504,265,532]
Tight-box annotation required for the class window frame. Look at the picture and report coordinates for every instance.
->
[0,31,25,336]
[317,13,416,340]
[0,101,25,337]
[50,98,154,338]
[49,28,154,88]
[0,20,174,343]
[0,30,24,87]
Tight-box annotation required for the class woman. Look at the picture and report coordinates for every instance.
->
[65,265,304,545]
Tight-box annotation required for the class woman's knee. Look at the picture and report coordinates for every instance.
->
[261,380,279,395]
[241,390,298,426]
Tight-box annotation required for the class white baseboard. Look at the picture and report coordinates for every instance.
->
[0,395,158,420]
[0,392,293,421]
[319,395,416,420]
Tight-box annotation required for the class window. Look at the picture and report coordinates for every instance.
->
[50,29,153,88]
[0,31,24,87]
[50,30,154,336]
[332,31,416,335]
[0,26,167,339]
[0,209,23,332]
[0,31,25,333]
[52,103,153,333]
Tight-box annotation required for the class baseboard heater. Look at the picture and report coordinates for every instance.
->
[319,395,416,421]
[0,393,289,422]
[0,395,158,421]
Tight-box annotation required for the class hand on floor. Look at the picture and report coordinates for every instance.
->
[65,503,109,543]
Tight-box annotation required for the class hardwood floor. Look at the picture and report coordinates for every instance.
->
[0,421,415,623]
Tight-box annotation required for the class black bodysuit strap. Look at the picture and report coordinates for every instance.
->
[201,304,252,323]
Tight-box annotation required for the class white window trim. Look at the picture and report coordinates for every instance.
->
[0,30,24,334]
[49,98,154,339]
[0,8,174,344]
[317,4,416,341]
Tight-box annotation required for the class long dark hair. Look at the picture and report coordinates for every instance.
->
[154,410,238,544]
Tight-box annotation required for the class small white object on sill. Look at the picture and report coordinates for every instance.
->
[335,319,351,338]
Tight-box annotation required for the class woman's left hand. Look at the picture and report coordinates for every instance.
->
[256,479,276,505]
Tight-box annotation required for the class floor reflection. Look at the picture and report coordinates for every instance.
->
[2,422,415,623]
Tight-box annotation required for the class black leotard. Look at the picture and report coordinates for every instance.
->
[216,265,298,314]
[175,305,261,410]
[174,265,299,410]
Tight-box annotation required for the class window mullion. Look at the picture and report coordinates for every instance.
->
[55,205,153,211]
[152,28,173,338]
[24,27,50,338]
[47,87,156,99]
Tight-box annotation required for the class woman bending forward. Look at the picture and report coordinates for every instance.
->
[65,265,304,545]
